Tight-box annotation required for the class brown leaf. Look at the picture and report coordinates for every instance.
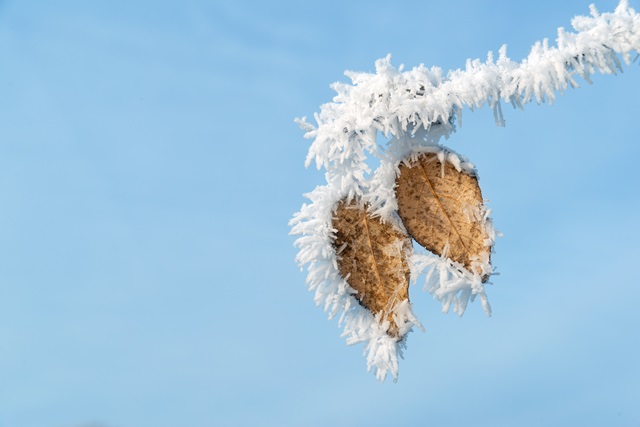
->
[395,152,491,280]
[332,199,412,338]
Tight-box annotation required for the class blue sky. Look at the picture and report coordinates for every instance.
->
[0,1,639,426]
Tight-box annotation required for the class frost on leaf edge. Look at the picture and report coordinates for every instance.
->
[289,185,422,382]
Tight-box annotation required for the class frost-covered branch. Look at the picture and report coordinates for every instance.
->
[298,1,640,195]
[291,1,639,382]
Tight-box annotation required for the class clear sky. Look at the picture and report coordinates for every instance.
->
[0,1,639,426]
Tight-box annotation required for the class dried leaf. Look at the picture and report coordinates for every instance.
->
[395,152,491,279]
[332,199,412,338]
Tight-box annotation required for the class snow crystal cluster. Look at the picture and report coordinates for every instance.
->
[290,1,640,382]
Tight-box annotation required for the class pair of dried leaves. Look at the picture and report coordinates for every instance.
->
[332,152,492,339]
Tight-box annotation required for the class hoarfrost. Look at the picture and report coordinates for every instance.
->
[291,1,640,381]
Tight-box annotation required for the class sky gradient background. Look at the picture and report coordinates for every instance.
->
[0,1,639,426]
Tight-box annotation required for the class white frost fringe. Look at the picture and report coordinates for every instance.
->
[290,185,422,382]
[291,1,640,381]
